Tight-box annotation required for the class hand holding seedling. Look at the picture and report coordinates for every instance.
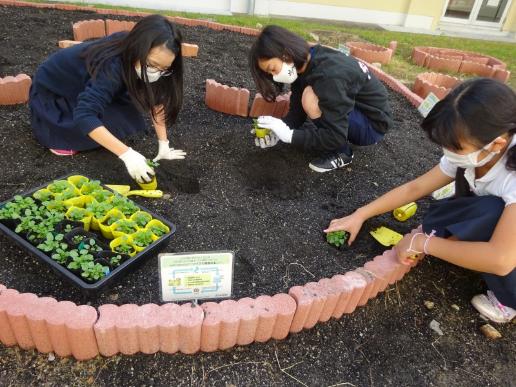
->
[324,211,365,245]
[119,147,155,183]
[394,232,423,267]
[256,116,293,143]
[251,119,279,149]
[153,140,187,162]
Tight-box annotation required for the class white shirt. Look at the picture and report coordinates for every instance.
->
[439,135,516,206]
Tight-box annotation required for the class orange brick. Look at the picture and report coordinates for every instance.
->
[288,286,312,333]
[249,93,290,118]
[94,304,119,356]
[105,19,136,35]
[271,294,296,340]
[26,297,58,354]
[342,272,367,313]
[302,282,327,329]
[116,304,139,355]
[317,278,341,322]
[0,74,32,105]
[46,301,77,357]
[66,305,99,360]
[459,61,495,77]
[493,69,510,83]
[218,300,240,350]
[178,303,203,354]
[328,274,355,319]
[181,43,199,57]
[426,55,461,73]
[158,303,181,354]
[6,292,38,350]
[58,40,81,49]
[255,296,277,342]
[137,304,160,354]
[200,302,221,352]
[236,297,258,345]
[73,19,106,42]
[0,289,19,346]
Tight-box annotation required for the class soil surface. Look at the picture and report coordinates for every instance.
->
[0,5,514,387]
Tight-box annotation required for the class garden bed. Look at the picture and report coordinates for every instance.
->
[1,5,437,305]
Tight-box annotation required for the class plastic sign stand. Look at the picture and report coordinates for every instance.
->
[337,43,350,56]
[159,251,234,302]
[418,92,440,118]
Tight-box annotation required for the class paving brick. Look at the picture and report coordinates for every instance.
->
[254,296,277,342]
[342,272,367,313]
[346,42,392,64]
[181,43,199,57]
[236,298,258,345]
[317,278,343,322]
[66,305,99,360]
[205,79,250,117]
[73,19,106,42]
[0,284,6,294]
[200,302,221,352]
[58,40,81,48]
[426,55,462,73]
[158,303,181,354]
[288,286,312,333]
[302,282,327,329]
[271,294,296,340]
[26,297,58,354]
[459,61,495,77]
[116,304,139,355]
[249,93,290,118]
[178,303,203,354]
[493,69,510,83]
[46,301,77,357]
[363,260,390,298]
[0,289,19,346]
[137,304,160,354]
[0,74,32,105]
[219,299,240,350]
[94,304,119,356]
[355,268,377,306]
[105,19,135,35]
[326,274,354,319]
[388,41,398,53]
[6,292,38,350]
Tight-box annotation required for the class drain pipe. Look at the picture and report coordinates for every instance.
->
[248,0,255,15]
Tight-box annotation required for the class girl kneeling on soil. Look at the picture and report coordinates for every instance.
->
[326,78,516,323]
[249,25,393,173]
[29,14,186,183]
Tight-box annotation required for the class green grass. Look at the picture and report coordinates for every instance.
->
[28,0,516,87]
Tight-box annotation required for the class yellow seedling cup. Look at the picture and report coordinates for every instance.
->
[393,202,418,222]
[65,206,92,231]
[254,127,271,139]
[67,175,89,189]
[130,230,158,253]
[145,219,170,238]
[110,235,137,257]
[129,211,153,228]
[32,188,53,202]
[63,196,85,209]
[99,208,125,239]
[110,219,139,239]
[137,176,158,190]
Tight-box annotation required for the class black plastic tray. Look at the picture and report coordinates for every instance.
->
[0,173,176,296]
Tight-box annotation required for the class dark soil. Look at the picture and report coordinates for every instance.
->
[0,5,514,387]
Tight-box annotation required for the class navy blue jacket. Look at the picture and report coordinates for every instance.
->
[33,34,128,136]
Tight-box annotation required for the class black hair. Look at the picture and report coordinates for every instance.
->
[422,77,516,171]
[249,25,309,102]
[82,14,183,127]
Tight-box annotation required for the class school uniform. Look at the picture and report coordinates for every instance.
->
[284,45,393,154]
[423,135,516,308]
[29,33,145,151]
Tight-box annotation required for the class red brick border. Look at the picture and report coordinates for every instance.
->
[411,46,510,82]
[249,92,290,118]
[0,74,32,105]
[205,79,250,117]
[346,41,393,65]
[413,72,461,100]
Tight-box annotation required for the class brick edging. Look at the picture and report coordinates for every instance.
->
[0,227,422,360]
[346,41,394,65]
[0,74,32,105]
[413,72,461,100]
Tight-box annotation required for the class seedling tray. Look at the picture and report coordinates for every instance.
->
[0,173,176,296]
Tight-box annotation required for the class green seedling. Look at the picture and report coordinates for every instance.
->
[80,180,102,195]
[78,238,104,253]
[132,212,152,228]
[81,261,110,281]
[47,180,73,194]
[71,176,88,189]
[67,249,94,271]
[252,119,271,138]
[326,231,350,248]
[113,219,138,234]
[67,207,88,221]
[90,189,114,203]
[146,159,160,168]
[147,223,168,237]
[43,199,67,212]
[114,242,134,255]
[105,212,124,226]
[33,189,53,202]
[132,230,154,248]
[111,195,139,216]
[37,233,66,253]
[86,201,113,218]
[71,234,87,245]
[51,247,70,265]
[109,254,124,267]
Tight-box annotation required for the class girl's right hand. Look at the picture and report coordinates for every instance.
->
[324,211,365,245]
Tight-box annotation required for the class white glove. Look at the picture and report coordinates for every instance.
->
[257,116,293,143]
[251,129,280,149]
[153,140,187,162]
[119,148,155,183]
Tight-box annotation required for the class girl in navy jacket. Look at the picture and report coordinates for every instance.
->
[29,14,186,183]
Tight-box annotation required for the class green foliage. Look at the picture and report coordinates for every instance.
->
[326,231,349,248]
[71,234,87,245]
[114,242,134,255]
[51,247,70,264]
[90,189,114,203]
[67,249,94,271]
[132,230,154,248]
[43,199,67,212]
[113,219,138,234]
[0,195,38,220]
[146,159,160,168]
[109,254,124,267]
[132,212,152,228]
[105,212,124,226]
[67,207,88,221]
[78,238,104,253]
[47,180,73,194]
[37,233,66,252]
[147,223,168,237]
[81,261,109,281]
[33,189,53,202]
[72,176,88,189]
[86,201,113,218]
[80,180,102,195]
[111,195,139,216]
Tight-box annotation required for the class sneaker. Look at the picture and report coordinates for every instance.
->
[309,151,353,173]
[50,149,79,156]
[471,290,516,323]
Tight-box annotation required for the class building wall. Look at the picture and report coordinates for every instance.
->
[502,0,516,31]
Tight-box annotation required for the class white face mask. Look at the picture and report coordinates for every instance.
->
[135,66,162,83]
[443,139,500,169]
[273,62,298,84]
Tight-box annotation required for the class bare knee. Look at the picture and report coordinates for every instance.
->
[302,86,322,119]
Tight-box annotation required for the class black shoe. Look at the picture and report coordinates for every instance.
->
[309,151,353,173]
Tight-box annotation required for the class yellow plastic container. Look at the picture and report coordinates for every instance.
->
[130,230,158,253]
[110,219,139,239]
[99,208,125,239]
[130,211,153,228]
[63,196,85,209]
[32,188,53,202]
[137,176,158,190]
[65,206,92,231]
[255,127,271,139]
[47,180,75,195]
[393,202,418,222]
[110,235,137,257]
[67,175,89,189]
[145,219,170,238]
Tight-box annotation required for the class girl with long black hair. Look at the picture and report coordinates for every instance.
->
[29,14,186,183]
[326,78,516,323]
[249,25,392,173]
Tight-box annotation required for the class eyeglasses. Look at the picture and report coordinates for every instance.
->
[147,65,173,77]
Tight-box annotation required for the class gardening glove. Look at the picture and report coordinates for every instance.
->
[257,116,293,144]
[119,147,155,183]
[251,129,280,149]
[153,140,187,162]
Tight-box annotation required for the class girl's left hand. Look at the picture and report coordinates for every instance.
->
[153,140,187,162]
[395,233,423,267]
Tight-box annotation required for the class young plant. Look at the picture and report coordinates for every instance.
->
[147,223,168,237]
[43,199,67,212]
[146,159,160,168]
[80,180,102,195]
[33,189,53,202]
[132,230,154,248]
[114,241,134,255]
[51,247,70,265]
[67,207,89,221]
[67,249,94,271]
[109,254,124,267]
[90,189,114,203]
[0,195,38,220]
[131,212,152,228]
[71,233,87,245]
[86,201,113,218]
[78,238,104,253]
[326,231,349,248]
[47,180,73,194]
[111,195,139,216]
[70,175,89,189]
[112,219,139,234]
[37,233,67,253]
[105,212,124,226]
[81,261,109,282]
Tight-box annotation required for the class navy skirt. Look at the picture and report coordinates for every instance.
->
[29,84,146,151]
[423,195,516,308]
